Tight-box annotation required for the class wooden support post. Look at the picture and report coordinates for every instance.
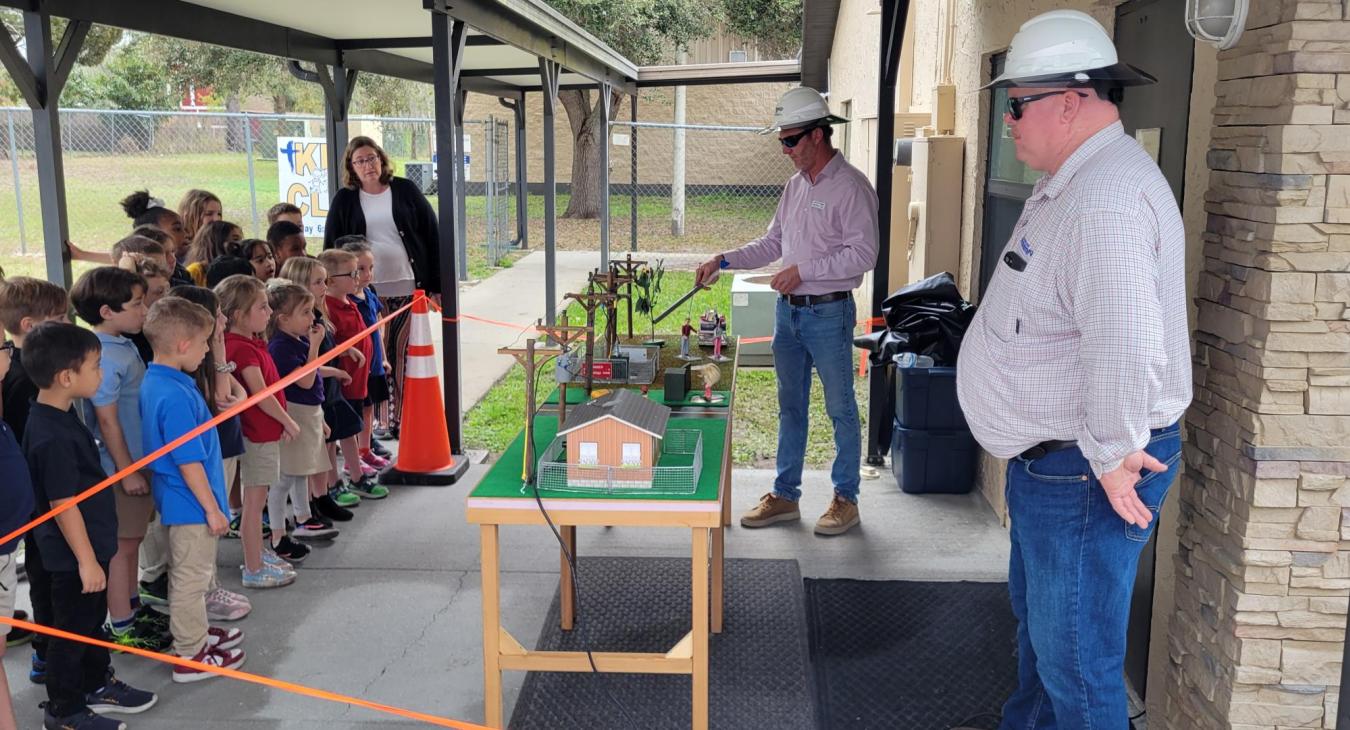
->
[497,339,563,484]
[534,314,589,427]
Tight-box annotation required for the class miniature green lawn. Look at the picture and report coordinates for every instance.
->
[464,271,870,468]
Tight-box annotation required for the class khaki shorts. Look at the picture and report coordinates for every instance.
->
[115,482,155,539]
[240,438,281,487]
[280,403,329,477]
[0,552,15,636]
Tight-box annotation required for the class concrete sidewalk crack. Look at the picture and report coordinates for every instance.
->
[344,570,469,718]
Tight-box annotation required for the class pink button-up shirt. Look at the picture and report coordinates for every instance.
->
[722,150,879,295]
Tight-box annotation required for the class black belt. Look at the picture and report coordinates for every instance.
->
[1019,440,1077,461]
[781,291,851,307]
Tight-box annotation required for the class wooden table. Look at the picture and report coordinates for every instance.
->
[466,351,737,730]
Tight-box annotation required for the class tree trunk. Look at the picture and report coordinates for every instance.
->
[559,89,622,220]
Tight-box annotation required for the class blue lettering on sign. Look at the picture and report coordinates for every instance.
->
[1019,237,1034,257]
[279,140,300,171]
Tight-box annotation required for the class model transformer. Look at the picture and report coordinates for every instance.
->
[555,340,661,386]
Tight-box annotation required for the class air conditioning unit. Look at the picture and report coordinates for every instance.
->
[405,161,436,195]
[729,50,748,63]
[730,274,777,367]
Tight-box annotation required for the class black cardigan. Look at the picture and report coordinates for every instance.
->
[323,176,442,295]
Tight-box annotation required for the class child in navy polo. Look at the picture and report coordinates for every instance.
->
[140,297,245,682]
[21,322,156,729]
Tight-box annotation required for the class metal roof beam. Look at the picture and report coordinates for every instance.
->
[425,0,637,95]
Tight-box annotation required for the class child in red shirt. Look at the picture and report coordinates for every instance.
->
[217,275,299,589]
[317,250,385,496]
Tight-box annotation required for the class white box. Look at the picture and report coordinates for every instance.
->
[730,274,777,366]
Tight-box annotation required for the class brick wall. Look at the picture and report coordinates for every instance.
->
[1166,2,1350,727]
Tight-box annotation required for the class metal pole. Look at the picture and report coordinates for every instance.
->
[23,10,83,287]
[432,9,467,454]
[865,0,908,466]
[599,83,611,270]
[8,111,27,255]
[455,91,468,281]
[540,60,561,327]
[630,94,638,252]
[243,115,259,236]
[515,95,528,250]
[324,65,354,200]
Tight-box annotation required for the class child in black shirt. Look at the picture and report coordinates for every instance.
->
[21,322,156,729]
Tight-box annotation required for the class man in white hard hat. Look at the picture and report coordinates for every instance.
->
[955,9,1191,727]
[695,87,878,536]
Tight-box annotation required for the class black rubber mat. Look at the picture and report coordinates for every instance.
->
[805,579,1017,730]
[508,557,816,730]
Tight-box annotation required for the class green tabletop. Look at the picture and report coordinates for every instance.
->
[471,414,725,502]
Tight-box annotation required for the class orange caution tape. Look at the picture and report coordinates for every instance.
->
[0,296,422,548]
[0,616,489,729]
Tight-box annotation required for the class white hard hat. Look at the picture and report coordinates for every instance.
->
[983,10,1155,90]
[760,86,850,135]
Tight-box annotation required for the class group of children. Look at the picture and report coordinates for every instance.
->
[0,196,400,730]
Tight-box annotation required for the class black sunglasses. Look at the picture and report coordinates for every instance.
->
[1007,90,1089,121]
[779,125,821,149]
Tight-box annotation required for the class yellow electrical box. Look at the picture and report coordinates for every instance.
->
[903,135,964,285]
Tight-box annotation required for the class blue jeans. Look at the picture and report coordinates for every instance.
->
[1000,423,1181,730]
[771,296,861,503]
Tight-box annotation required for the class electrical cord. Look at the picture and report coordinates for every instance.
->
[526,355,637,726]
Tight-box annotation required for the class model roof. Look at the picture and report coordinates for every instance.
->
[557,389,670,439]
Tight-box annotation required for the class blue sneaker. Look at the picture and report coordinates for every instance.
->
[86,675,157,715]
[30,652,46,684]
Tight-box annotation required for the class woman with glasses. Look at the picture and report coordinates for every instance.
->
[322,137,440,439]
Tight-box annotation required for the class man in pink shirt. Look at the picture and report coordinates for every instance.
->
[696,87,879,536]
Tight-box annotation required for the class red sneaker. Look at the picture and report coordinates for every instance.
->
[173,645,246,683]
[360,449,390,469]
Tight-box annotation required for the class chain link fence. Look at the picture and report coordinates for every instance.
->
[606,120,792,258]
[0,107,516,279]
[0,107,795,281]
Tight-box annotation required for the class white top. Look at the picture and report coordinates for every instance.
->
[359,187,415,298]
[955,122,1192,477]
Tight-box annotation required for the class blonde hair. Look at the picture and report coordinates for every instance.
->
[143,296,214,353]
[178,188,222,241]
[317,249,356,274]
[118,252,170,283]
[214,274,266,333]
[278,256,325,288]
[265,279,313,340]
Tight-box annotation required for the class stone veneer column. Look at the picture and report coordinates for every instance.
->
[1165,2,1350,728]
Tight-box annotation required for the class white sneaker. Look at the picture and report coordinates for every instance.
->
[205,588,251,622]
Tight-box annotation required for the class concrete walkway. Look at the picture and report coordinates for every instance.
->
[443,250,602,410]
[1,466,1009,729]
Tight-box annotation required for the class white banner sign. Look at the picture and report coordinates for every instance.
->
[277,137,330,238]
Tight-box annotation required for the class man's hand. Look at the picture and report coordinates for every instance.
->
[122,471,151,497]
[694,256,723,288]
[205,509,229,537]
[770,264,803,295]
[78,560,106,594]
[1098,450,1169,528]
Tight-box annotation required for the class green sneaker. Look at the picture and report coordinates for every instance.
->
[107,619,171,652]
[349,477,389,500]
[330,481,361,508]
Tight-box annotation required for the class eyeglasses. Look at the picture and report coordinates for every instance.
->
[1006,90,1089,121]
[778,125,820,149]
[327,271,360,281]
[351,155,381,168]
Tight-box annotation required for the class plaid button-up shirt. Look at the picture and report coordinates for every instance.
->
[957,122,1192,477]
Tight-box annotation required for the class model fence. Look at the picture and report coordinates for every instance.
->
[535,427,703,495]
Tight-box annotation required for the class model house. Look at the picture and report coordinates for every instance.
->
[557,389,670,485]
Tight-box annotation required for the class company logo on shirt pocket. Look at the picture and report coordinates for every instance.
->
[810,200,826,210]
[1019,237,1034,257]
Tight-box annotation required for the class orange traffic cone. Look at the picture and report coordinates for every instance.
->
[380,290,468,486]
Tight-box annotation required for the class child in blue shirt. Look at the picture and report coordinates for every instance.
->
[70,266,163,650]
[140,297,245,682]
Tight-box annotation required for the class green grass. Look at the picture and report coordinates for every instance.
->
[0,149,778,282]
[463,271,870,468]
